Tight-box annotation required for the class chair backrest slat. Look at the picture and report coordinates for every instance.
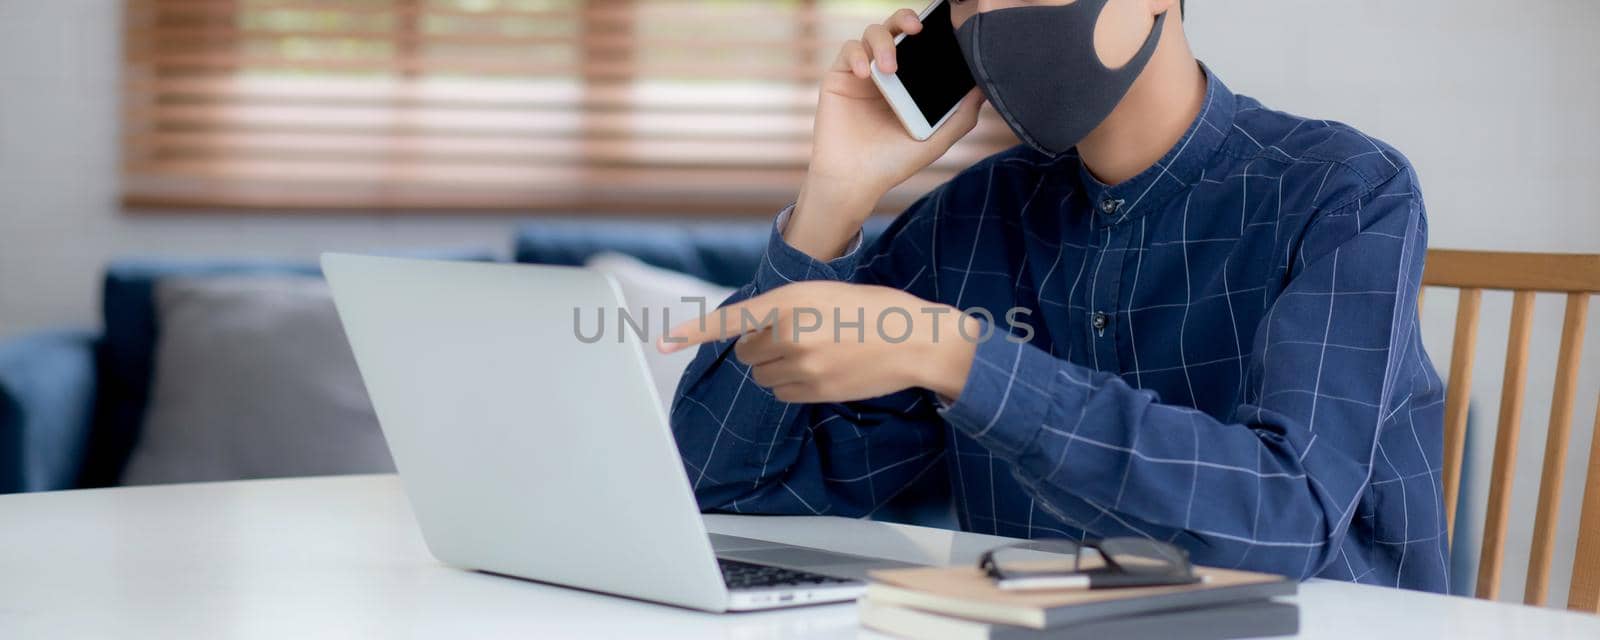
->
[1441,288,1483,539]
[1423,249,1599,612]
[1475,290,1538,600]
[1426,249,1600,292]
[1525,293,1590,606]
[1569,402,1600,611]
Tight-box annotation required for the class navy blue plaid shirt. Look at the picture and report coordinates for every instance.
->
[670,68,1448,592]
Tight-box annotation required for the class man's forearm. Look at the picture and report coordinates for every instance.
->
[938,334,1367,577]
[915,312,982,402]
[786,178,882,262]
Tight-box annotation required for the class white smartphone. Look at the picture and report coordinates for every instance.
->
[869,0,977,141]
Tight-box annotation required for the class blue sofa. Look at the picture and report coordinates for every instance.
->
[0,218,892,495]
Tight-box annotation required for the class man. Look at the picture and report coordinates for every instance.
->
[660,0,1447,592]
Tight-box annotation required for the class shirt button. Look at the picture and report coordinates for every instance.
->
[1091,311,1110,333]
[1099,198,1123,215]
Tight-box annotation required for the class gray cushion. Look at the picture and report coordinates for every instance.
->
[122,276,392,485]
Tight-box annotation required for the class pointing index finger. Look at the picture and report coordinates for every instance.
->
[657,295,784,353]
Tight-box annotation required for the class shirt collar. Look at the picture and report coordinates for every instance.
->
[1074,63,1237,226]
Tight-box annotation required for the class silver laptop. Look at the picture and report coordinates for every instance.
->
[322,253,917,612]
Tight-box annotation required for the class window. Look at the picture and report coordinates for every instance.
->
[121,0,1016,214]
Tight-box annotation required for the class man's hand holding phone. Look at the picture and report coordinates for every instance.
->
[669,3,987,404]
[786,4,984,262]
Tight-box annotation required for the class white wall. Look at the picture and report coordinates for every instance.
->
[1,0,1597,605]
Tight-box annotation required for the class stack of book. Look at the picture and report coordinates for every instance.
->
[859,565,1299,640]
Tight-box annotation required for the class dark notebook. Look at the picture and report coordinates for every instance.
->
[866,565,1297,629]
[861,599,1300,640]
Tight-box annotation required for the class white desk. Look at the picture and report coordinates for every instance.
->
[0,475,1595,639]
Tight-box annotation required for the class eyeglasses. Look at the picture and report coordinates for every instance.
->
[978,538,1201,591]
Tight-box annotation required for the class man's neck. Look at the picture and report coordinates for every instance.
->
[1075,19,1207,187]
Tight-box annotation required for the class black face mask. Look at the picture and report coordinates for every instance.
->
[956,0,1168,158]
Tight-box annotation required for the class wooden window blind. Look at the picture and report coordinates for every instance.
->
[121,0,1017,214]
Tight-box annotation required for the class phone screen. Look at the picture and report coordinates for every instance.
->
[894,1,976,126]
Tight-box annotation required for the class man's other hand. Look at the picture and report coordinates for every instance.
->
[658,282,978,403]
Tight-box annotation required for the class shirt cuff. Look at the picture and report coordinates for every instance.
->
[753,205,866,294]
[937,329,1066,458]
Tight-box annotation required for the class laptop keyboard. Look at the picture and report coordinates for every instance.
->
[717,558,856,590]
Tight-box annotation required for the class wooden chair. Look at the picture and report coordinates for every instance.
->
[1422,249,1600,611]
